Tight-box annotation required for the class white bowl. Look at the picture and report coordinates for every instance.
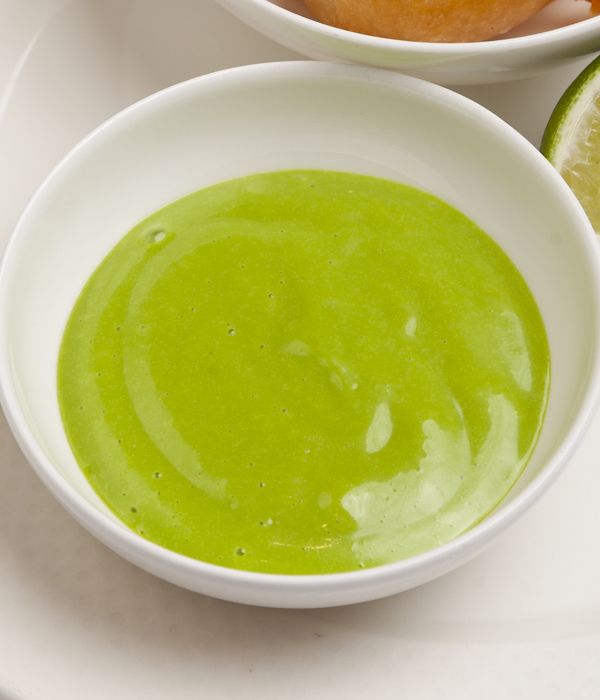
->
[0,61,599,608]
[217,0,600,85]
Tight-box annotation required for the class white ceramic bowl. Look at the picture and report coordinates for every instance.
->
[217,0,600,85]
[1,61,599,608]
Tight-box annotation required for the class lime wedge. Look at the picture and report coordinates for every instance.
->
[541,55,600,233]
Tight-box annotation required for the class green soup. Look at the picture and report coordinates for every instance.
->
[58,170,550,574]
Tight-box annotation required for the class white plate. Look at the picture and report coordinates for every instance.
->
[0,0,599,698]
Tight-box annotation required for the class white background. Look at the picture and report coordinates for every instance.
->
[0,1,599,698]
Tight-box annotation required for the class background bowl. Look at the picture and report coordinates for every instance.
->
[0,61,599,608]
[217,0,600,85]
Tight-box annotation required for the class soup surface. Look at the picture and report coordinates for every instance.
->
[58,170,550,574]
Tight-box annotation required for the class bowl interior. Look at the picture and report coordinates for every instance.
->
[1,62,598,538]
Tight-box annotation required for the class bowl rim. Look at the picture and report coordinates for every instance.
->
[234,0,600,53]
[1,60,600,597]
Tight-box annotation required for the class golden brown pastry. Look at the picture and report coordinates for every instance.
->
[303,0,583,42]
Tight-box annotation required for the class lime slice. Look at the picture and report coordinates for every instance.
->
[541,54,600,233]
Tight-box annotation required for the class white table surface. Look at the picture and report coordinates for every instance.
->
[0,2,599,699]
